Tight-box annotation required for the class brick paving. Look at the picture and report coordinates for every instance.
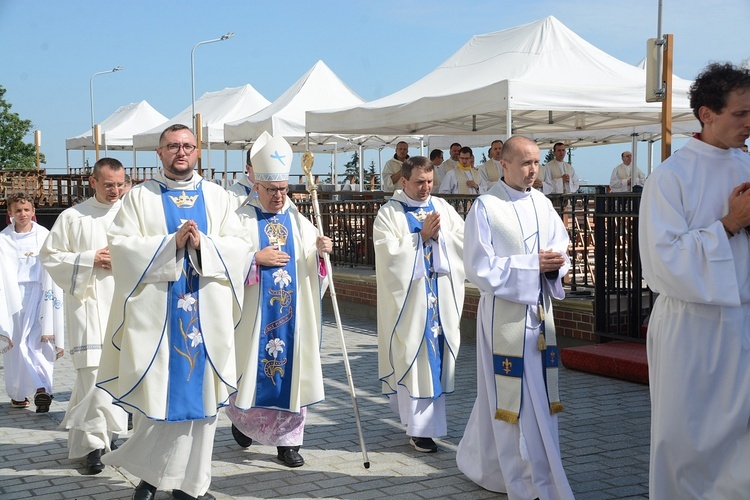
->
[0,312,650,499]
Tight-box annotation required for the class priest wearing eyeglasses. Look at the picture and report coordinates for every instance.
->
[226,132,332,469]
[96,124,252,500]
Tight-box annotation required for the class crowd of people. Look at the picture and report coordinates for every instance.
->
[1,61,749,499]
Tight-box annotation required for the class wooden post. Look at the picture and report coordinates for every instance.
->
[94,124,101,161]
[661,34,674,161]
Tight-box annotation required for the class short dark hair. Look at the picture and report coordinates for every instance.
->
[402,156,433,180]
[689,62,750,126]
[459,146,473,156]
[92,157,124,178]
[553,142,565,151]
[429,149,443,161]
[6,191,35,209]
[450,142,462,150]
[158,124,192,146]
[491,139,504,148]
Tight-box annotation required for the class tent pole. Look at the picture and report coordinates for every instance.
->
[358,144,364,191]
[506,109,512,139]
[630,133,638,190]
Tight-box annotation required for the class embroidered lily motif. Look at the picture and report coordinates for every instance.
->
[187,326,203,348]
[178,293,196,312]
[266,338,286,358]
[273,269,292,288]
[430,322,441,338]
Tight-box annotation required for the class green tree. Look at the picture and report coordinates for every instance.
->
[0,85,43,170]
[343,151,360,183]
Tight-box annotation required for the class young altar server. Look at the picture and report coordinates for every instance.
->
[0,192,64,412]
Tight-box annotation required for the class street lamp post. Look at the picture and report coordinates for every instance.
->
[190,32,234,132]
[89,66,124,143]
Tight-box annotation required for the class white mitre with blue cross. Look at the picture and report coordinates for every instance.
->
[251,131,293,182]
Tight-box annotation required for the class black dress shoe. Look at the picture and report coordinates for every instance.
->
[86,448,105,474]
[172,489,216,500]
[277,446,304,467]
[231,424,253,448]
[133,480,156,500]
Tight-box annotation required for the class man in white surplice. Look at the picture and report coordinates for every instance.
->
[543,142,579,195]
[96,124,251,500]
[639,62,750,498]
[478,139,504,193]
[41,158,129,475]
[439,146,479,194]
[456,136,574,499]
[374,155,465,453]
[609,151,645,193]
[226,133,332,469]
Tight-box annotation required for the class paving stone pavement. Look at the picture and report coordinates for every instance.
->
[0,312,650,499]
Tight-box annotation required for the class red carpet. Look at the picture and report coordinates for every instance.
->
[561,341,648,385]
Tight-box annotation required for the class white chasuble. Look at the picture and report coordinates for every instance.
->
[374,190,465,400]
[97,171,251,421]
[232,197,326,413]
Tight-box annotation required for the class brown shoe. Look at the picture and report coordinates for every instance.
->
[10,398,29,408]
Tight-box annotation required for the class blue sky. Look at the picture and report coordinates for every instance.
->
[1,0,748,185]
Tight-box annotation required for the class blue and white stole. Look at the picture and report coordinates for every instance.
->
[397,200,445,398]
[254,206,297,409]
[160,183,208,421]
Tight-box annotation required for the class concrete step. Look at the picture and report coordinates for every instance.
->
[561,341,648,385]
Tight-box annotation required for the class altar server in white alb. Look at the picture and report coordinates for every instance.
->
[639,62,750,499]
[374,155,465,453]
[40,158,129,475]
[226,133,332,468]
[226,148,256,209]
[457,136,574,499]
[0,192,64,412]
[96,124,251,500]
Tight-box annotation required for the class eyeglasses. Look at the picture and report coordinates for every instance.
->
[161,143,197,154]
[101,182,125,190]
[257,183,289,196]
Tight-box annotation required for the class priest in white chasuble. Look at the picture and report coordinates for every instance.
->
[96,124,251,500]
[226,132,332,469]
[639,63,750,499]
[456,136,574,500]
[374,155,465,454]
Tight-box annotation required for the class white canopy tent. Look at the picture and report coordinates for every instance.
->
[133,84,270,180]
[224,60,364,147]
[224,61,436,189]
[65,101,168,170]
[66,101,168,150]
[307,16,695,141]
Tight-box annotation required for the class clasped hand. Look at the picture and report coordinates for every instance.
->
[539,248,565,273]
[176,220,201,250]
[420,212,441,241]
